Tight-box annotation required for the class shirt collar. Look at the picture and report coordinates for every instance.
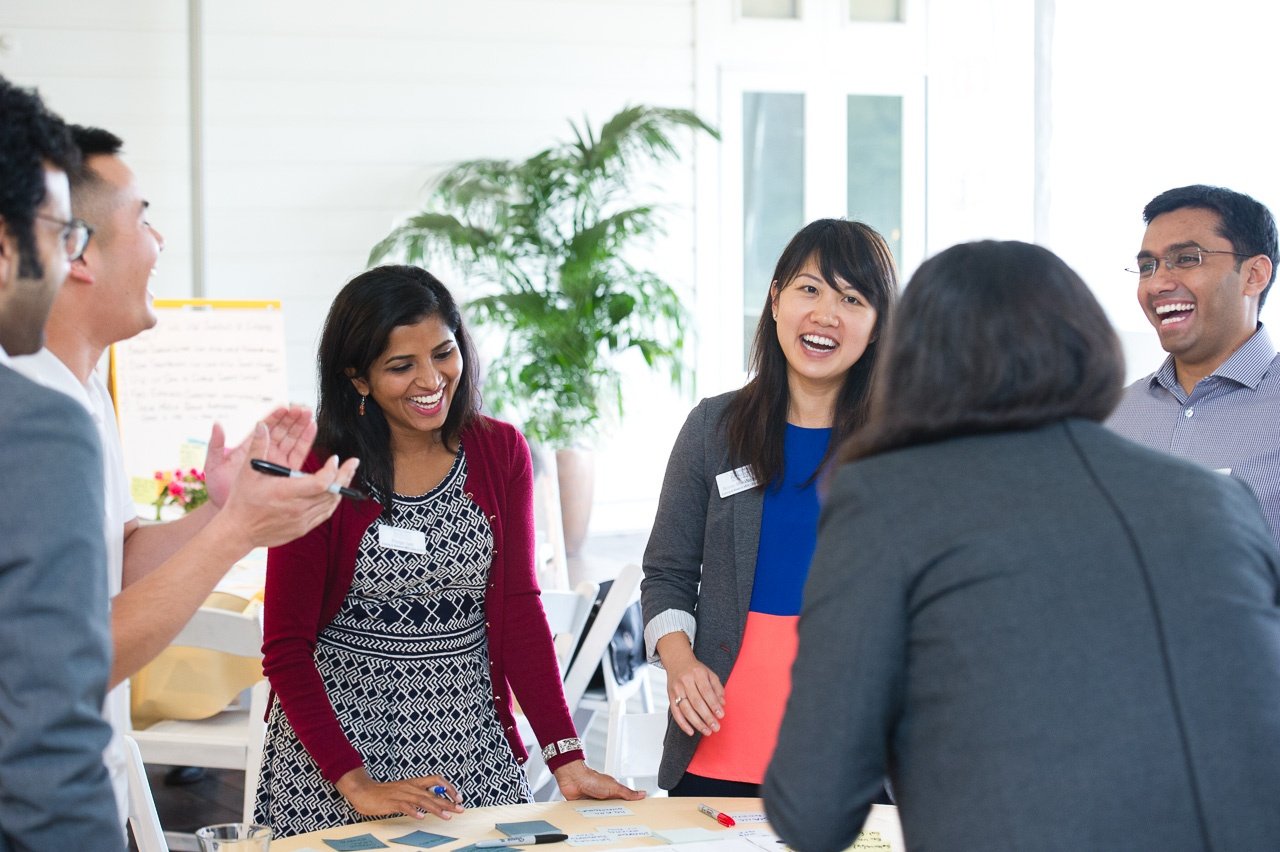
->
[1151,323,1277,394]
[15,347,96,416]
[0,344,9,367]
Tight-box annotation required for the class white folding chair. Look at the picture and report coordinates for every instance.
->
[540,581,600,674]
[602,705,668,795]
[523,563,649,799]
[129,606,269,828]
[517,581,599,796]
[123,734,168,852]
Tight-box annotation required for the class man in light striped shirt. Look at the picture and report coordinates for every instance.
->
[1109,185,1280,549]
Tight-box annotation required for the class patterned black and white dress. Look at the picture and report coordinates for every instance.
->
[255,448,531,837]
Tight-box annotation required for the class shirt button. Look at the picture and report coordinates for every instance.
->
[1185,408,1194,418]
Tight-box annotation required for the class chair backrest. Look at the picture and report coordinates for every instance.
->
[123,734,168,852]
[603,704,667,793]
[540,581,599,672]
[129,604,268,825]
[170,605,264,657]
[561,563,643,711]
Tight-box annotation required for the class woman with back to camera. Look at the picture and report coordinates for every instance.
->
[255,265,639,838]
[764,240,1280,852]
[641,219,898,796]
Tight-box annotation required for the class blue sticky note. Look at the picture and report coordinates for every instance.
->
[497,820,561,836]
[324,835,389,850]
[389,830,455,848]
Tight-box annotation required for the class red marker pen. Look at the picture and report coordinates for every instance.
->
[698,804,736,827]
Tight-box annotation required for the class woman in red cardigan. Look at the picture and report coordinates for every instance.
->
[255,266,640,837]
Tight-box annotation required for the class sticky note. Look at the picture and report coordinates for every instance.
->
[497,820,561,836]
[389,830,456,848]
[566,832,612,846]
[573,804,635,817]
[323,835,389,851]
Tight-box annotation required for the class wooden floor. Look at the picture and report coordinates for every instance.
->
[129,764,243,851]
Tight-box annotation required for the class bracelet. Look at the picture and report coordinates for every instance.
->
[541,737,584,762]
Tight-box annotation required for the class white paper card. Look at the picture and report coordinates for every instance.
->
[575,805,635,817]
[567,833,613,846]
[728,813,767,824]
[655,828,723,845]
[716,465,759,498]
[603,826,653,840]
[377,524,426,554]
[1216,467,1233,475]
[733,829,775,839]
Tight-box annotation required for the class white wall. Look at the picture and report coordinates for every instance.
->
[1,0,699,535]
[1044,0,1280,381]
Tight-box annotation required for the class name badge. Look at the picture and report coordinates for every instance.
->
[377,524,426,554]
[716,465,759,498]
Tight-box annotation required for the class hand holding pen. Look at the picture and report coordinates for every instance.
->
[213,424,362,550]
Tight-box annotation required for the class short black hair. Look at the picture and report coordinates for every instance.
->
[316,265,483,518]
[67,125,124,198]
[843,240,1124,462]
[0,75,79,278]
[1144,184,1279,307]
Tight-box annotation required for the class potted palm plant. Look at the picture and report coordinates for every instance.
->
[369,104,718,554]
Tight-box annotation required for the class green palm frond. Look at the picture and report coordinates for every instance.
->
[369,104,718,446]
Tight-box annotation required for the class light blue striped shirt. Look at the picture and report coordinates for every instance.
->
[1109,324,1280,550]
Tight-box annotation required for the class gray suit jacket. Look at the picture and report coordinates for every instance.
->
[641,391,763,789]
[764,419,1280,852]
[0,364,122,851]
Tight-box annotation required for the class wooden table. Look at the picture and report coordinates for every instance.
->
[269,796,766,851]
[268,797,904,851]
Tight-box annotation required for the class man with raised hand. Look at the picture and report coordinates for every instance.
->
[11,123,361,823]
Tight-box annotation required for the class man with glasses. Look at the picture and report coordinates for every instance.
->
[0,76,124,850]
[1110,184,1280,547]
[10,123,362,824]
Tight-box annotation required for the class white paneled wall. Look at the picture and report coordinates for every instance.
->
[1,0,699,535]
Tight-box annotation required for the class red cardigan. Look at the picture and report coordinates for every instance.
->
[262,417,583,784]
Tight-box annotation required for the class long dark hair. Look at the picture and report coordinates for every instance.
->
[724,219,898,488]
[842,240,1124,463]
[316,265,483,516]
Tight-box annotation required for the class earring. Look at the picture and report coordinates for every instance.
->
[359,395,366,416]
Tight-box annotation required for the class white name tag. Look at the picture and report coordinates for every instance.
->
[377,524,426,554]
[716,465,759,498]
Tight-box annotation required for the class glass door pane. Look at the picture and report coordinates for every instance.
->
[849,0,903,22]
[743,91,805,363]
[846,94,903,265]
[742,0,801,19]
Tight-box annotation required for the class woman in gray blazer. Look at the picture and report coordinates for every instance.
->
[764,240,1280,852]
[641,219,898,795]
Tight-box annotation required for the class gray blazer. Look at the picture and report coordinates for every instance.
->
[0,365,122,851]
[641,391,763,789]
[764,419,1280,852]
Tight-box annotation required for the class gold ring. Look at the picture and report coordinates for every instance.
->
[674,695,685,706]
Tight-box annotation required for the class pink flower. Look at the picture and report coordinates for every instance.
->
[168,482,185,497]
[154,471,165,481]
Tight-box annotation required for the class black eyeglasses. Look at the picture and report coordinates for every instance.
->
[34,213,94,262]
[1126,246,1252,279]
